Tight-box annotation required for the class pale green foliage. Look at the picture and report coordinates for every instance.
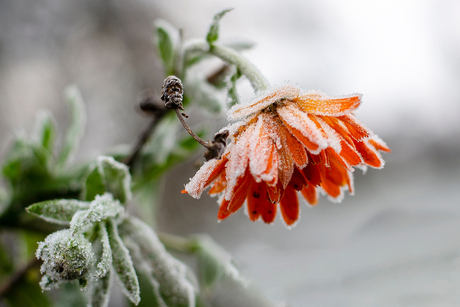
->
[27,199,90,225]
[85,156,132,203]
[154,19,179,76]
[56,85,86,168]
[193,235,246,290]
[120,217,195,307]
[36,230,95,290]
[107,219,140,305]
[206,8,234,44]
[93,223,112,280]
[89,269,112,307]
[70,194,124,234]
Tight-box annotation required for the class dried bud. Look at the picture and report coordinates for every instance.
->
[36,229,95,290]
[203,130,228,161]
[161,76,184,109]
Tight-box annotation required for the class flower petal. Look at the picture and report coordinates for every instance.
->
[277,103,327,154]
[301,184,318,205]
[353,139,384,169]
[279,186,300,226]
[337,114,372,141]
[218,170,251,220]
[369,135,391,152]
[228,84,299,121]
[184,155,228,198]
[293,90,362,115]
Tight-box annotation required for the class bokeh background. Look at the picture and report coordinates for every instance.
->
[1,0,460,306]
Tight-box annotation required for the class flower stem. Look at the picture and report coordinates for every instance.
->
[209,43,270,93]
[157,232,197,254]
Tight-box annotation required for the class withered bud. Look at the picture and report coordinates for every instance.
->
[203,130,229,161]
[161,76,184,110]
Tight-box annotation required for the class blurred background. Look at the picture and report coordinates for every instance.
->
[1,0,460,306]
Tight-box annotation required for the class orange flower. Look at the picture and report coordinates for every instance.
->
[183,84,390,226]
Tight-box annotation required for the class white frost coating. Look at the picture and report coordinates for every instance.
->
[89,268,112,307]
[27,199,90,225]
[277,103,328,154]
[224,125,253,201]
[36,229,95,290]
[295,91,362,116]
[119,217,196,307]
[93,224,112,281]
[248,115,277,183]
[315,117,342,153]
[185,158,225,199]
[70,193,124,233]
[228,84,300,121]
[98,156,133,203]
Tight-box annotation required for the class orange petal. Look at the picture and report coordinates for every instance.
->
[293,91,362,116]
[247,180,264,221]
[266,181,284,204]
[336,114,371,141]
[353,139,384,168]
[302,159,322,187]
[279,186,300,226]
[209,172,227,195]
[228,84,299,120]
[369,136,391,152]
[217,171,251,220]
[259,183,277,223]
[280,124,308,168]
[277,104,327,153]
[185,155,228,198]
[288,167,308,191]
[301,184,318,205]
[339,139,362,166]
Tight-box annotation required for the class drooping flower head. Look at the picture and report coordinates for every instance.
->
[184,84,390,226]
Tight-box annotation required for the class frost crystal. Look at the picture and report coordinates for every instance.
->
[36,229,95,290]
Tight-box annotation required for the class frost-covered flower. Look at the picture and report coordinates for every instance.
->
[184,84,390,226]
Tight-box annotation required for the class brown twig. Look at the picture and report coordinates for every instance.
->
[161,76,228,161]
[0,258,40,299]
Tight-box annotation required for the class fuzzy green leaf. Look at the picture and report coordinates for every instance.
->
[154,20,178,75]
[107,219,140,305]
[206,8,233,45]
[36,111,57,155]
[185,79,222,114]
[193,235,245,289]
[93,223,113,280]
[26,199,90,225]
[89,268,112,307]
[57,85,86,167]
[227,66,241,108]
[84,165,106,202]
[119,217,195,307]
[99,156,132,204]
[70,194,124,233]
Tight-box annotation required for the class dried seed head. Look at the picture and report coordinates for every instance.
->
[161,76,184,110]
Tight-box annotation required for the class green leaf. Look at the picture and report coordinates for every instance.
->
[119,217,195,307]
[70,194,124,233]
[193,235,245,289]
[56,85,86,167]
[184,78,223,114]
[106,219,140,305]
[56,282,88,307]
[84,165,106,202]
[93,223,113,280]
[35,111,56,155]
[206,8,233,45]
[227,66,241,108]
[85,156,132,203]
[99,156,132,204]
[89,268,112,307]
[154,19,178,75]
[26,199,90,225]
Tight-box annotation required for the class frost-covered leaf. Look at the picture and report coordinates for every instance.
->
[57,85,86,167]
[185,78,223,114]
[106,219,140,305]
[154,19,178,75]
[193,235,246,289]
[85,165,106,201]
[35,110,57,155]
[70,194,124,233]
[206,8,233,45]
[26,199,90,225]
[99,156,132,204]
[85,156,132,204]
[89,268,112,307]
[93,223,113,280]
[119,217,195,307]
[227,66,241,108]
